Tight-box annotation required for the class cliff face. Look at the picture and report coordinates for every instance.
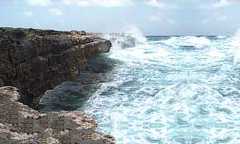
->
[0,27,111,106]
[0,86,114,144]
[0,28,115,143]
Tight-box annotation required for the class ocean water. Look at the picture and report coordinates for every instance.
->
[41,33,240,144]
[79,34,240,144]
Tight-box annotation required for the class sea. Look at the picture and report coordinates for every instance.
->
[40,30,240,144]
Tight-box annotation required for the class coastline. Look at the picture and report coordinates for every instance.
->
[0,27,115,143]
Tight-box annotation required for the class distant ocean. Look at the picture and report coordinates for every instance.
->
[41,32,240,143]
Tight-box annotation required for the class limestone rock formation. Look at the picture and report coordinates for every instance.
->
[0,86,115,144]
[0,28,115,143]
[0,27,111,107]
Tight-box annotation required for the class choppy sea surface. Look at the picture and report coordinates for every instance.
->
[41,34,240,144]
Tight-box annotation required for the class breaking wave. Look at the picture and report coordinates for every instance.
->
[40,27,240,144]
[103,26,146,49]
[230,29,240,64]
[81,31,240,143]
[160,36,211,49]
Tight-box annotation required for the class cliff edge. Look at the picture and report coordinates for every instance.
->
[0,28,114,143]
[0,27,111,107]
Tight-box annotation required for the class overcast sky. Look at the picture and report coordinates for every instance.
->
[1,0,240,35]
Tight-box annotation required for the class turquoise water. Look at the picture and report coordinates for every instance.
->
[79,35,240,144]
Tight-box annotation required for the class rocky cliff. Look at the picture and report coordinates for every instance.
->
[0,27,111,107]
[0,86,114,144]
[0,28,114,143]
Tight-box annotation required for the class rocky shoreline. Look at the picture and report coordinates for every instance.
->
[0,28,115,143]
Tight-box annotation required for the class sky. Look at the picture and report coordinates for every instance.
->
[1,0,240,35]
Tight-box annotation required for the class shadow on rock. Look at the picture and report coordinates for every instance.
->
[39,55,118,112]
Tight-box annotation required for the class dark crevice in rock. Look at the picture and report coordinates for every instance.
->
[39,55,118,112]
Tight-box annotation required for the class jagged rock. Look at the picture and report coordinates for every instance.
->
[0,86,115,144]
[0,28,115,143]
[0,27,111,107]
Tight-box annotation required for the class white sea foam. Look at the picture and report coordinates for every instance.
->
[123,25,147,44]
[217,35,227,39]
[230,29,240,64]
[103,26,147,49]
[78,32,240,144]
[41,30,240,143]
[208,48,224,59]
[161,36,211,48]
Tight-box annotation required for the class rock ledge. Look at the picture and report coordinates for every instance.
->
[0,86,115,144]
[0,27,111,107]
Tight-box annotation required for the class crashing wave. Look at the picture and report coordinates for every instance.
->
[161,36,211,49]
[217,35,227,39]
[103,33,137,48]
[125,25,147,44]
[103,26,147,49]
[230,29,240,64]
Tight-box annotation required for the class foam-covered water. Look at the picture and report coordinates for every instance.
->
[79,34,240,144]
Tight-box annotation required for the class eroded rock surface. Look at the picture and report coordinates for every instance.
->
[0,27,111,107]
[0,86,115,144]
[0,28,115,143]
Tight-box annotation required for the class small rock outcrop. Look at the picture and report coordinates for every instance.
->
[0,27,111,107]
[0,86,115,144]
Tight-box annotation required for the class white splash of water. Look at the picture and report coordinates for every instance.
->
[183,36,211,48]
[217,35,227,39]
[41,34,240,143]
[161,36,211,48]
[102,26,147,49]
[208,48,224,59]
[230,29,240,64]
[123,25,147,44]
